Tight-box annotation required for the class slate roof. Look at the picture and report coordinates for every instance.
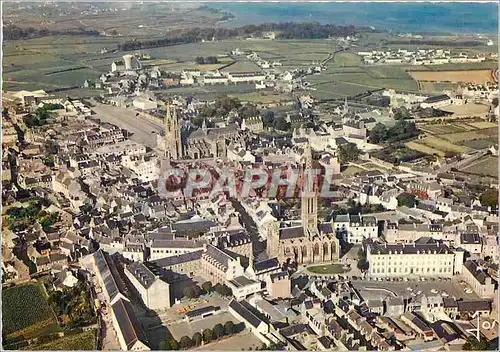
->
[254,258,280,273]
[94,249,128,303]
[368,242,453,255]
[279,226,304,240]
[152,250,203,267]
[111,298,149,350]
[229,299,263,328]
[204,245,234,268]
[126,262,157,290]
[463,261,490,285]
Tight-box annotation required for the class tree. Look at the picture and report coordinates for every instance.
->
[338,142,360,164]
[480,188,498,208]
[369,123,388,144]
[183,285,202,299]
[159,340,172,350]
[273,116,290,131]
[192,332,203,346]
[215,284,233,297]
[463,336,491,350]
[179,336,193,349]
[195,56,205,65]
[213,323,225,339]
[357,258,369,271]
[202,281,212,294]
[239,105,260,119]
[397,192,416,208]
[170,339,179,350]
[203,328,213,343]
[262,110,275,127]
[205,56,219,64]
[224,321,235,335]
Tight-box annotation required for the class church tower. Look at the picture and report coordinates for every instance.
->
[301,142,318,236]
[164,104,182,160]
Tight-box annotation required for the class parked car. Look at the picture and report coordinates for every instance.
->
[431,289,439,294]
[441,291,449,297]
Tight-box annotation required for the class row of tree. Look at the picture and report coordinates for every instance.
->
[4,25,99,41]
[118,22,357,51]
[183,281,233,299]
[194,56,219,65]
[160,321,236,350]
[369,120,419,144]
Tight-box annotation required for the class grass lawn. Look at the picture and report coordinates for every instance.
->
[307,263,350,275]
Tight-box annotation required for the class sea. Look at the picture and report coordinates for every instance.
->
[208,2,498,35]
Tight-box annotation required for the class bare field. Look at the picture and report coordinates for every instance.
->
[420,136,469,154]
[439,103,490,117]
[462,139,498,150]
[409,70,494,84]
[405,141,443,156]
[463,155,499,178]
[466,121,499,129]
[442,131,490,143]
[228,91,292,103]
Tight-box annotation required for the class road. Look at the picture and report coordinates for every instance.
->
[90,102,163,149]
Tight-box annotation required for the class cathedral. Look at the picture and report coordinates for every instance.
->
[266,144,340,265]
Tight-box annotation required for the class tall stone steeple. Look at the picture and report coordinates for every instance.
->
[301,142,318,236]
[164,104,182,160]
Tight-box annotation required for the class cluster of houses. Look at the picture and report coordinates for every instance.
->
[2,77,498,351]
[357,48,487,65]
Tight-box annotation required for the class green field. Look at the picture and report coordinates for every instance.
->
[2,283,60,340]
[23,329,97,351]
[307,264,350,275]
[461,139,498,150]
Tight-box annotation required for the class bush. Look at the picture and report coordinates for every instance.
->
[201,281,212,294]
[192,332,203,346]
[213,323,225,339]
[179,336,193,349]
[224,321,235,335]
[183,285,202,299]
[203,328,213,343]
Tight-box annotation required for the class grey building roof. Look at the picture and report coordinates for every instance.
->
[185,306,220,319]
[460,233,482,245]
[279,226,304,240]
[457,300,491,313]
[254,258,280,273]
[126,262,158,290]
[150,239,203,249]
[368,242,453,255]
[229,299,263,328]
[204,245,234,268]
[270,271,289,282]
[228,276,259,288]
[463,261,490,285]
[94,249,128,302]
[152,250,203,267]
[111,298,149,350]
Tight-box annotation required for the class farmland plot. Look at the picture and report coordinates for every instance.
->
[2,284,59,339]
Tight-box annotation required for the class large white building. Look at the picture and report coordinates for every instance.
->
[333,214,378,244]
[366,242,464,278]
[124,262,171,310]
